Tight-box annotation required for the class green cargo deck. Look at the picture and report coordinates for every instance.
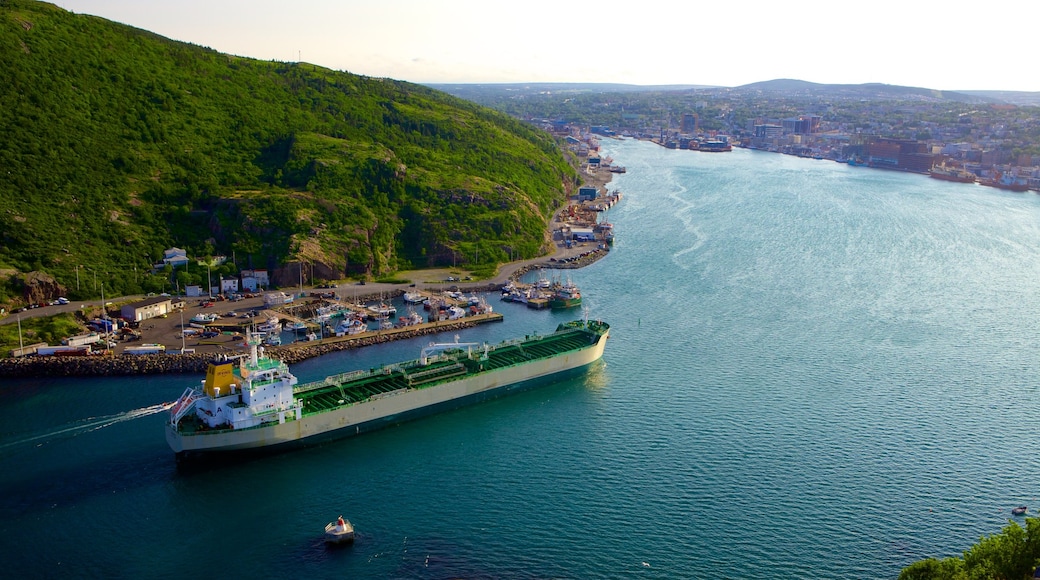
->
[293,321,605,415]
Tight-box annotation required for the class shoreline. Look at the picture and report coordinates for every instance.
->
[0,167,616,378]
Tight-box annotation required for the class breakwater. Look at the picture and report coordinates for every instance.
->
[0,318,498,378]
[508,247,609,281]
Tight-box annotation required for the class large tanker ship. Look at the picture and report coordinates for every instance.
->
[167,319,610,456]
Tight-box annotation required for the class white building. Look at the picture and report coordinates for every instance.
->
[241,269,269,291]
[121,297,173,322]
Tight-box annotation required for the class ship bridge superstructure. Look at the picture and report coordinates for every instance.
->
[170,332,302,431]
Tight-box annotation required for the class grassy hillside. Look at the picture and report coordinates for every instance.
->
[0,0,578,302]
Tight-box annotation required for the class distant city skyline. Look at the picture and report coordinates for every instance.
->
[52,0,1040,93]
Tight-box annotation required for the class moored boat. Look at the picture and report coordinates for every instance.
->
[549,280,582,310]
[929,164,976,183]
[980,172,1030,192]
[166,319,610,456]
[403,290,424,304]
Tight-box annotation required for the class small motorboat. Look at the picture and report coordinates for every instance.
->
[324,516,354,544]
[1012,506,1028,516]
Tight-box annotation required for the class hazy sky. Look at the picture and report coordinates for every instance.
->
[52,0,1040,92]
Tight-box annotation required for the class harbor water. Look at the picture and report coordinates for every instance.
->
[4,138,1040,578]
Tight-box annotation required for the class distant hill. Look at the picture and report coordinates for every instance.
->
[736,79,998,104]
[428,82,716,99]
[957,90,1040,107]
[433,79,1013,106]
[0,1,580,300]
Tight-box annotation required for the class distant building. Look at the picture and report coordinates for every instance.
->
[867,138,934,172]
[185,285,202,297]
[754,124,783,139]
[577,186,599,201]
[241,269,269,291]
[570,227,596,242]
[121,297,173,322]
[782,116,821,135]
[681,113,699,134]
[220,277,239,294]
[161,248,189,268]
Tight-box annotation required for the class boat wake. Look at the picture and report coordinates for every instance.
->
[0,402,173,453]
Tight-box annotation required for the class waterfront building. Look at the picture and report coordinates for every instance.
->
[120,297,173,322]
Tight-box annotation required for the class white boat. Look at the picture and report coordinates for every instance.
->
[403,290,424,304]
[324,517,354,544]
[257,317,281,334]
[366,302,397,319]
[334,318,366,336]
[397,310,423,327]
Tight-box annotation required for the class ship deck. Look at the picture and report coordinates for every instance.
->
[295,325,601,414]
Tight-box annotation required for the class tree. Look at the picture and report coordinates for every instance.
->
[899,517,1040,580]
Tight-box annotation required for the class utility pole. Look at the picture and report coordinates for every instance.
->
[17,314,23,352]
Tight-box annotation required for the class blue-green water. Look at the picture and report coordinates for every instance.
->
[4,139,1040,578]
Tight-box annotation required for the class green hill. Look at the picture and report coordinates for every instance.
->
[0,0,578,302]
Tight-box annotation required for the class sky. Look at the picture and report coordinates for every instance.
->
[51,0,1040,92]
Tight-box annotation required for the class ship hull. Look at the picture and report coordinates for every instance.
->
[549,297,582,310]
[168,327,608,455]
[929,172,976,183]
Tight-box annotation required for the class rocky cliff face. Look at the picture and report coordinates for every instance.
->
[20,271,67,305]
[270,261,343,288]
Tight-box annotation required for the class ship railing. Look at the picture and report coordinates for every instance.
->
[295,369,370,394]
[404,362,466,386]
[367,388,407,402]
[170,387,201,426]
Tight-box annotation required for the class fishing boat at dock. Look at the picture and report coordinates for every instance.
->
[929,164,976,184]
[549,280,582,310]
[166,319,610,456]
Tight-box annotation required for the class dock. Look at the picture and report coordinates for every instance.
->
[273,312,503,352]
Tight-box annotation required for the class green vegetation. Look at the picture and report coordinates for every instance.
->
[0,312,84,352]
[900,517,1040,580]
[372,276,410,285]
[0,1,578,306]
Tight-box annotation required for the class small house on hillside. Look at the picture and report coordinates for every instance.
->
[241,269,269,291]
[162,248,189,268]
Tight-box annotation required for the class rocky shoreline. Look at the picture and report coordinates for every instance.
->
[0,319,495,378]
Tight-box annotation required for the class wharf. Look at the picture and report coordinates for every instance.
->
[271,312,503,352]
